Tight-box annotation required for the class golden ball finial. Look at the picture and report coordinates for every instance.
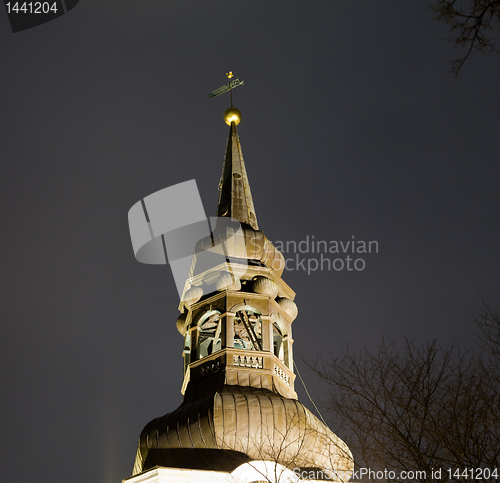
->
[224,107,241,125]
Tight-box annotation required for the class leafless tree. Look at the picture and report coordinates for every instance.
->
[309,325,500,483]
[431,0,500,75]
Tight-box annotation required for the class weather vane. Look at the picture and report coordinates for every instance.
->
[208,71,244,107]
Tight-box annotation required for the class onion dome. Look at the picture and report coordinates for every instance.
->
[132,382,352,476]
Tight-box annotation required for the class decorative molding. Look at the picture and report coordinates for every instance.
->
[233,354,263,369]
[274,364,290,386]
[200,359,222,376]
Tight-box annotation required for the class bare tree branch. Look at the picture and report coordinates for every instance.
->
[308,329,500,482]
[431,0,500,75]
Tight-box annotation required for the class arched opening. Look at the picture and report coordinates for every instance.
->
[197,310,221,359]
[183,332,191,373]
[273,322,289,367]
[234,308,262,351]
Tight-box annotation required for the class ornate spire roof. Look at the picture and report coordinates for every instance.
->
[216,112,259,230]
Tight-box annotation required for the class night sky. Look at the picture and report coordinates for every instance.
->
[0,2,499,483]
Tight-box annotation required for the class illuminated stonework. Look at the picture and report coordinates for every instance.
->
[124,112,353,483]
[124,461,299,483]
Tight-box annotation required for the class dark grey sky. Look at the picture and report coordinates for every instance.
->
[0,2,499,483]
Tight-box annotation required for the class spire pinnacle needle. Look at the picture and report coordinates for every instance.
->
[226,71,234,105]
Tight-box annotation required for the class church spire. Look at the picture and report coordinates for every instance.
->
[216,109,259,230]
[127,82,354,481]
